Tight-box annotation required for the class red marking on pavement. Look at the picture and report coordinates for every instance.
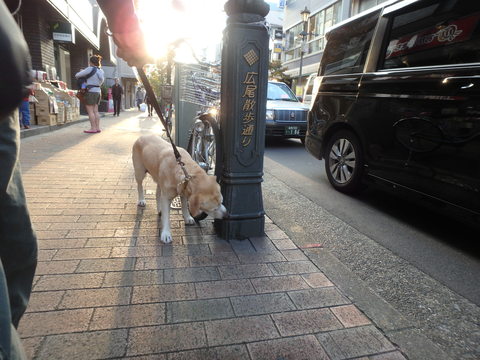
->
[300,243,323,249]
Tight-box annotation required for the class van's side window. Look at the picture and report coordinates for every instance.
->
[320,10,380,76]
[382,2,480,69]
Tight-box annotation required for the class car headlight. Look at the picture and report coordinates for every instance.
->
[266,109,274,120]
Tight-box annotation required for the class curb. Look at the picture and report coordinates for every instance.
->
[20,113,106,139]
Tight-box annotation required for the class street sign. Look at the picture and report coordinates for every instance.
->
[50,21,75,44]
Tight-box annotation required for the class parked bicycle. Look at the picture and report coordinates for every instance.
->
[178,61,222,179]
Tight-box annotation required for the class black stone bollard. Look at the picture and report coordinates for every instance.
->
[214,0,270,240]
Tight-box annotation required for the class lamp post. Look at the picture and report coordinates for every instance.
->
[298,6,310,94]
[215,0,270,240]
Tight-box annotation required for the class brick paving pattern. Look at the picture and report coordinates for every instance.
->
[17,114,406,359]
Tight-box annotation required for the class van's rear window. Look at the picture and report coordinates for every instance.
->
[321,10,380,76]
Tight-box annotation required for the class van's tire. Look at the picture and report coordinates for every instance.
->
[324,130,364,194]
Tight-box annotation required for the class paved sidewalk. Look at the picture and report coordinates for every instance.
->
[18,113,406,359]
[20,112,101,139]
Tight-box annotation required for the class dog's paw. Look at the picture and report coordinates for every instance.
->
[137,200,146,207]
[160,231,173,244]
[184,215,196,225]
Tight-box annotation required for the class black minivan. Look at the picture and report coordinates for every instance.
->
[305,0,480,216]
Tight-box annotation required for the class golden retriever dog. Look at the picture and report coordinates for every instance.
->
[132,134,227,243]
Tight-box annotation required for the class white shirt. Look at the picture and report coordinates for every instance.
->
[75,66,104,93]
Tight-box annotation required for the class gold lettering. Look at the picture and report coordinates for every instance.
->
[243,72,258,85]
[243,99,256,111]
[242,112,255,123]
[242,124,255,136]
[242,85,257,98]
[242,136,252,147]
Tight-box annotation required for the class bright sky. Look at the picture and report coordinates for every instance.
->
[137,0,227,63]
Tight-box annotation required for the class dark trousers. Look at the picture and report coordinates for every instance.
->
[147,103,153,116]
[113,97,121,115]
[0,111,37,359]
[19,101,30,126]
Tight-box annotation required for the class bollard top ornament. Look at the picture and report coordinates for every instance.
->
[224,0,270,17]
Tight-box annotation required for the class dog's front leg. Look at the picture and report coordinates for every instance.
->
[156,184,162,215]
[159,193,173,244]
[137,181,146,207]
[181,196,195,225]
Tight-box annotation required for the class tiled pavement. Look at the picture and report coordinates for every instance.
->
[17,112,407,359]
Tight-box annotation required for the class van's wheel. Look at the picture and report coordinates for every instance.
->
[324,130,364,194]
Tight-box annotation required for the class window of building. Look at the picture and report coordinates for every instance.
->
[307,1,341,53]
[320,10,380,75]
[283,1,341,62]
[352,0,389,15]
[284,22,303,61]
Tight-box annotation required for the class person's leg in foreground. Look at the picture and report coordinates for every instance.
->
[0,111,38,360]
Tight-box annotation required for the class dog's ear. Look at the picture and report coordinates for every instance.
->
[188,195,202,217]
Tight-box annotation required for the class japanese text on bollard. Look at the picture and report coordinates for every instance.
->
[241,71,258,147]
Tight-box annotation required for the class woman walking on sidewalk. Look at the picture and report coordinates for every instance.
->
[75,55,105,133]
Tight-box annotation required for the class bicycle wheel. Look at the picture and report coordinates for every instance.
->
[187,113,221,222]
[187,114,219,176]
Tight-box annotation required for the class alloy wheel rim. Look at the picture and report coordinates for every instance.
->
[329,138,356,184]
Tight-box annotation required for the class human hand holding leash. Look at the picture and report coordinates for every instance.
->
[97,0,185,67]
[112,29,151,68]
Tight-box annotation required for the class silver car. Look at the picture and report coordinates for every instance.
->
[265,81,309,142]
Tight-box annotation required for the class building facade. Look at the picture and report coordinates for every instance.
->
[266,1,285,62]
[11,0,116,89]
[281,0,389,94]
[9,0,138,109]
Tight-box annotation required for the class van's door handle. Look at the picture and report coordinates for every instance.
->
[442,76,480,84]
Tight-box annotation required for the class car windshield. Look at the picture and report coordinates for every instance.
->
[267,82,298,101]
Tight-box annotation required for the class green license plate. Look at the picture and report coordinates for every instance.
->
[285,126,300,136]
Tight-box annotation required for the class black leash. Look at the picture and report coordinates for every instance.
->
[137,67,191,181]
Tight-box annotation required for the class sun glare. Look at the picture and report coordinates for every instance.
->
[137,0,227,63]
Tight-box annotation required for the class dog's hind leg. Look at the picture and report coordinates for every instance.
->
[159,193,173,243]
[133,152,147,207]
[181,196,195,225]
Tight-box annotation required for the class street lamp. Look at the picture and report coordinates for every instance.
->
[301,6,311,22]
[298,6,310,94]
